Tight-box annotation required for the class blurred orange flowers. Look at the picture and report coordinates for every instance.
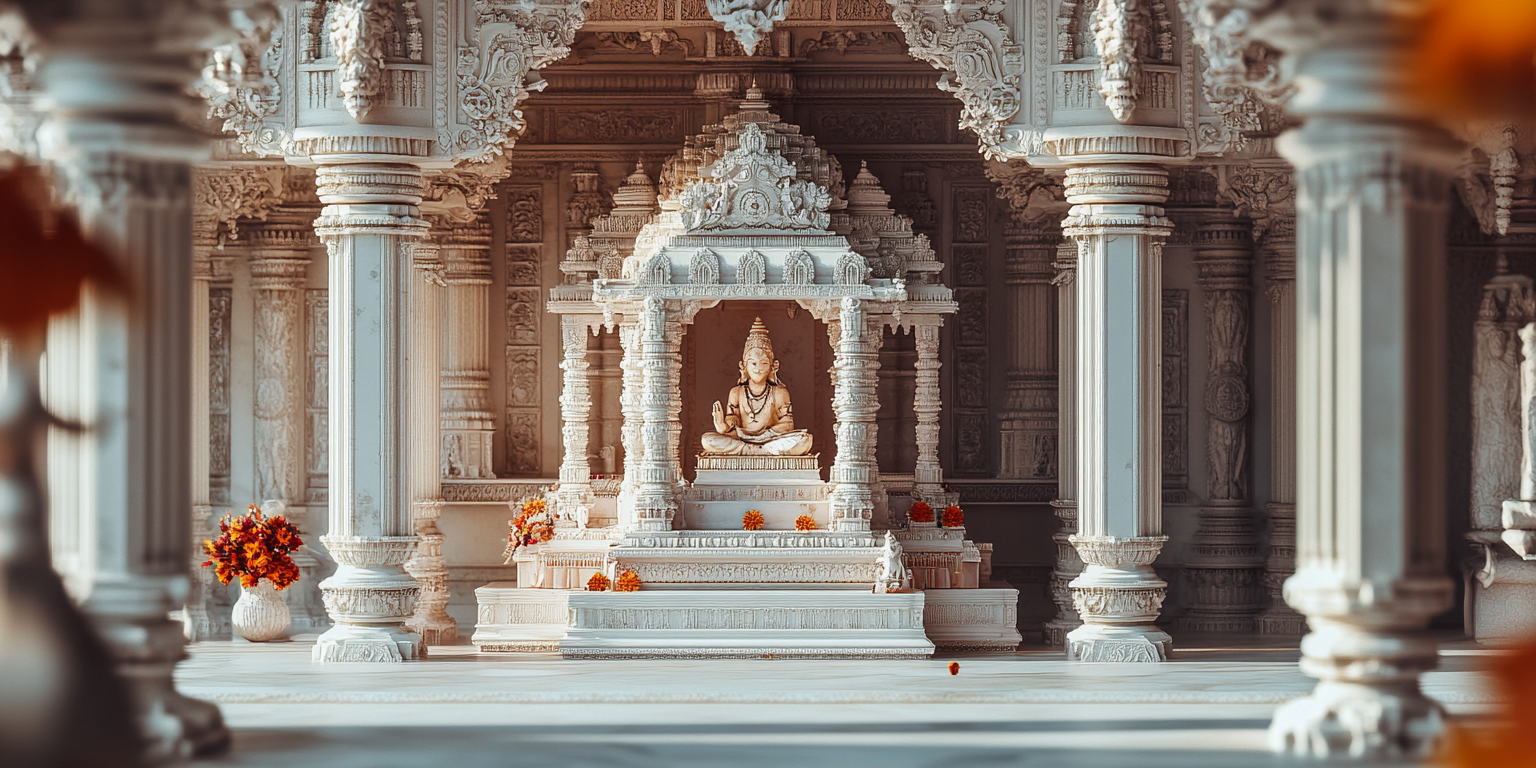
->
[201,504,303,590]
[1440,638,1536,768]
[794,515,816,532]
[1409,0,1536,117]
[586,572,611,591]
[615,570,642,592]
[909,502,934,523]
[941,505,964,527]
[742,509,765,531]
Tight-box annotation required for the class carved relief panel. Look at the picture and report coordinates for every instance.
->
[504,184,545,476]
[306,290,329,505]
[210,285,234,507]
[1162,288,1189,504]
[951,185,992,476]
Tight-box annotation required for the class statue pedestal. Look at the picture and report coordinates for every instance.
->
[680,456,829,530]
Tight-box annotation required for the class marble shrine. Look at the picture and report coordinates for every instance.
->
[0,0,1523,764]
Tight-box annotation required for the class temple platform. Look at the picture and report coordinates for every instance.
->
[611,529,881,587]
[475,586,934,658]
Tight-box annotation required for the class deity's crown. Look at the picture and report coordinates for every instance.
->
[743,317,773,357]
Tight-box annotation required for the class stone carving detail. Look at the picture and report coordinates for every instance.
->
[306,291,329,504]
[453,0,590,162]
[799,30,904,56]
[784,248,816,284]
[207,285,235,509]
[688,248,720,284]
[888,0,1025,156]
[1184,0,1289,154]
[1457,124,1523,237]
[835,252,870,285]
[1162,289,1188,504]
[329,0,390,119]
[556,110,683,143]
[589,30,693,56]
[1094,0,1148,122]
[738,249,767,285]
[192,166,285,245]
[505,184,543,475]
[893,168,937,234]
[196,6,284,155]
[679,123,831,233]
[706,0,788,53]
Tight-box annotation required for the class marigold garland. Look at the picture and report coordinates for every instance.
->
[942,505,964,527]
[908,501,934,523]
[742,509,765,530]
[503,496,556,562]
[614,570,642,592]
[794,515,816,531]
[586,572,611,591]
[201,504,303,590]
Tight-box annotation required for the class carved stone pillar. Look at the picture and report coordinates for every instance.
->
[439,212,496,480]
[633,298,676,531]
[912,320,944,499]
[997,226,1059,482]
[828,297,879,533]
[250,235,327,631]
[1061,164,1172,662]
[1251,13,1459,756]
[309,162,429,663]
[1044,240,1083,647]
[186,224,221,642]
[1179,214,1261,633]
[556,314,598,525]
[618,320,643,528]
[404,242,454,647]
[33,4,233,754]
[1257,217,1305,635]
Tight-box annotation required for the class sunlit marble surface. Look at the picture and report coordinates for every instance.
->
[182,637,1495,768]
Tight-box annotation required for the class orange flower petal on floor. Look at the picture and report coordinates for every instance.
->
[948,661,959,675]
[795,515,815,531]
[586,572,611,591]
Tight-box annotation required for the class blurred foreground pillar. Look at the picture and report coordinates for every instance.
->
[29,0,237,759]
[1249,6,1459,759]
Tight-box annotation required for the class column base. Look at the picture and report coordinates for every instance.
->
[312,624,425,662]
[1269,681,1445,758]
[1041,616,1081,648]
[1064,623,1171,662]
[121,659,231,758]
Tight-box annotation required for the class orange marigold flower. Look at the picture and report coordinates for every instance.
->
[201,505,303,590]
[948,661,959,675]
[942,505,964,527]
[614,570,642,592]
[742,510,765,531]
[586,572,611,591]
[794,515,816,532]
[909,502,934,523]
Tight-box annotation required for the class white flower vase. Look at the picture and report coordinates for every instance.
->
[232,580,290,642]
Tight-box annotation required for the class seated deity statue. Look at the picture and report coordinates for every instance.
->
[700,317,813,456]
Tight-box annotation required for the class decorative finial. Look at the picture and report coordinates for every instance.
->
[743,316,773,357]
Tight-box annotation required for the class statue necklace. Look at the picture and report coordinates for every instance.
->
[743,380,772,420]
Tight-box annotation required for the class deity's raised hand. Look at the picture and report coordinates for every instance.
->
[712,400,729,434]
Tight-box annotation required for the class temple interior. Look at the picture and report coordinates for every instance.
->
[0,0,1527,766]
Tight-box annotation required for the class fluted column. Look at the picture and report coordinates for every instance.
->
[1180,214,1261,633]
[633,298,676,531]
[617,320,643,528]
[33,4,232,756]
[1257,218,1305,635]
[439,212,496,479]
[1062,164,1172,662]
[997,226,1059,482]
[829,297,879,532]
[250,237,327,632]
[186,233,220,641]
[556,315,597,525]
[1253,12,1458,756]
[310,162,429,663]
[912,319,944,499]
[1045,240,1083,647]
[403,241,454,646]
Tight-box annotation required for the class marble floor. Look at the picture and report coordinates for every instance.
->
[182,635,1497,768]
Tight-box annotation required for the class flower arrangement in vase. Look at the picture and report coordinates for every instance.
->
[502,497,556,564]
[908,501,935,525]
[941,505,964,528]
[742,510,765,531]
[202,504,302,642]
[794,515,816,532]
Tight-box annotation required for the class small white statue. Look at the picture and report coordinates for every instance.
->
[875,531,911,594]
